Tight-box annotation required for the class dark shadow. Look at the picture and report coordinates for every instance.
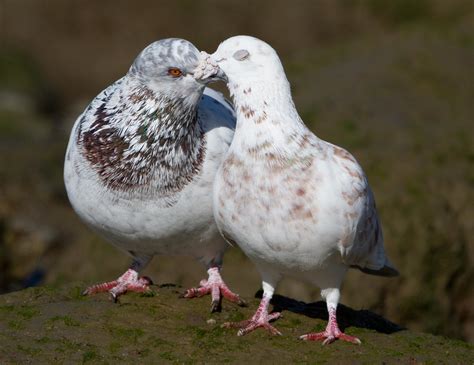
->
[255,290,405,334]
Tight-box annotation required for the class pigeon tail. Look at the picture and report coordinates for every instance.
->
[351,257,399,277]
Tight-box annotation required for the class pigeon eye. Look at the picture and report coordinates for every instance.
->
[168,68,183,77]
[233,49,250,61]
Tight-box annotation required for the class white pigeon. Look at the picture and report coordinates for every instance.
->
[64,38,245,311]
[195,35,398,343]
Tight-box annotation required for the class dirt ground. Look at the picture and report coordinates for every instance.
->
[1,284,473,364]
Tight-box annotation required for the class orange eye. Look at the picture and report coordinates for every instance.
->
[168,68,183,77]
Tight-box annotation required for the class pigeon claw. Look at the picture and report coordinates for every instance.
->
[110,292,120,304]
[82,280,118,296]
[300,306,361,345]
[140,276,154,286]
[223,312,282,336]
[299,331,361,345]
[236,297,248,307]
[182,285,208,299]
[182,268,243,312]
[210,299,222,313]
[82,269,153,303]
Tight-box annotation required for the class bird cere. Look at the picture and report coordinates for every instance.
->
[64,35,397,345]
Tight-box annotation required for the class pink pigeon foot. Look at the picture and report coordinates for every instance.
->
[183,267,246,312]
[299,307,361,345]
[82,269,153,302]
[222,294,282,336]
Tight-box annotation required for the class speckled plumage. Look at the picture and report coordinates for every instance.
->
[64,38,243,308]
[197,36,398,341]
[74,78,206,205]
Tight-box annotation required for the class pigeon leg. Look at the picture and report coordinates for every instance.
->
[299,289,361,345]
[182,267,246,312]
[82,256,153,302]
[222,282,281,336]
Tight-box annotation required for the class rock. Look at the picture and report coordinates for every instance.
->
[0,284,472,364]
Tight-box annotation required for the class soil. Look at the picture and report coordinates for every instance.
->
[1,284,472,364]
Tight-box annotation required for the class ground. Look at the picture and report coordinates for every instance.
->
[1,284,472,364]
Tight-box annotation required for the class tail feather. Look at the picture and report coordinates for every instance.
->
[351,264,399,277]
[351,255,399,277]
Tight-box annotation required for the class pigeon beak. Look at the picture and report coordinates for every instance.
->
[193,67,228,84]
[193,51,228,84]
[209,51,228,82]
[208,68,228,83]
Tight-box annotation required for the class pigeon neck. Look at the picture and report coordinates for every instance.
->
[229,77,303,126]
[230,75,287,105]
[228,78,316,157]
[79,78,205,201]
[111,80,202,153]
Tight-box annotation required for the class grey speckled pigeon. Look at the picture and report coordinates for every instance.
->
[64,38,245,312]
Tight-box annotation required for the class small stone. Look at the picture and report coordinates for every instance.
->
[207,318,216,325]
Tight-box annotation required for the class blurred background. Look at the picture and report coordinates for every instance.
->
[1,0,473,342]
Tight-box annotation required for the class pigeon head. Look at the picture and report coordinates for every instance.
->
[76,38,216,200]
[203,36,287,84]
[129,38,205,102]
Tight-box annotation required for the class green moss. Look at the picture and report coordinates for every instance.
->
[108,325,144,343]
[140,290,156,298]
[26,286,57,299]
[310,322,326,332]
[192,326,207,339]
[16,344,41,356]
[16,305,40,320]
[50,315,81,327]
[289,318,303,327]
[108,341,121,354]
[0,284,473,363]
[149,335,172,347]
[136,348,151,357]
[82,350,98,363]
[226,310,245,322]
[68,286,88,300]
[159,351,177,361]
[35,336,52,344]
[0,305,15,313]
[8,320,25,330]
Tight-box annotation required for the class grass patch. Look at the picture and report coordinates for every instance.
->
[82,350,98,363]
[8,320,25,330]
[17,344,41,356]
[50,315,81,327]
[16,306,40,320]
[108,325,145,344]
